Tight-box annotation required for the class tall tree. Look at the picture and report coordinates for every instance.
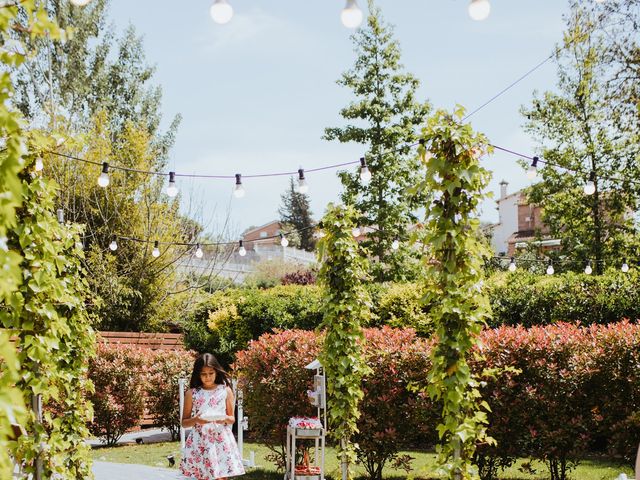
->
[12,0,179,146]
[324,0,431,282]
[278,177,315,251]
[523,5,640,274]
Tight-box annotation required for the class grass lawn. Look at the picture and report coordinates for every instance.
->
[91,439,634,479]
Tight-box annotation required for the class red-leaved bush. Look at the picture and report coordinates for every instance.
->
[88,344,195,445]
[233,322,640,480]
[145,349,195,440]
[88,344,146,446]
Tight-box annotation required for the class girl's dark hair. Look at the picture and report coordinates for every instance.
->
[189,353,231,389]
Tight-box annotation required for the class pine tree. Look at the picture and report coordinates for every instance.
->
[523,5,640,274]
[324,0,430,282]
[278,177,316,251]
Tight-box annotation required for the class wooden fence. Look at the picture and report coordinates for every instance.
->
[97,331,186,351]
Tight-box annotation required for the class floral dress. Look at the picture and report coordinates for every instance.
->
[180,385,245,479]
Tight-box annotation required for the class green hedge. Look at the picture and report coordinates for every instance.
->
[182,270,640,365]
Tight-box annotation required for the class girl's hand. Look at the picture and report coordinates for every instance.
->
[194,415,212,425]
[214,416,234,425]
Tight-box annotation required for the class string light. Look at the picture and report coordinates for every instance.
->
[109,237,118,251]
[280,234,289,247]
[584,171,596,195]
[238,240,247,257]
[584,260,593,275]
[166,171,178,198]
[35,157,44,172]
[391,238,400,251]
[546,260,554,275]
[210,0,233,24]
[233,174,245,198]
[341,0,363,28]
[296,168,309,194]
[621,260,629,273]
[97,162,110,188]
[70,0,92,6]
[508,257,517,272]
[526,156,538,180]
[359,157,372,184]
[468,0,491,21]
[195,243,204,258]
[152,241,161,258]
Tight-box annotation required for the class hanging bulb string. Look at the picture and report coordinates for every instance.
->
[108,223,319,249]
[490,144,640,187]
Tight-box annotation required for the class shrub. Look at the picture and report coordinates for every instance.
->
[487,270,640,328]
[184,286,324,366]
[88,344,146,446]
[234,322,640,480]
[370,283,433,334]
[233,328,436,476]
[354,328,435,480]
[281,268,317,285]
[233,329,320,466]
[145,349,195,440]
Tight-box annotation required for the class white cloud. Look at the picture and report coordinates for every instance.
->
[197,8,289,53]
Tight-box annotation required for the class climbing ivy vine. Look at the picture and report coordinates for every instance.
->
[413,108,493,479]
[317,203,372,480]
[7,168,96,479]
[0,3,66,478]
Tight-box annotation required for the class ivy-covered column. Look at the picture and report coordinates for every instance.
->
[0,3,66,478]
[5,168,96,479]
[414,108,493,480]
[317,204,372,480]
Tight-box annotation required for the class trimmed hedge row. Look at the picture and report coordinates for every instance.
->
[233,323,640,480]
[183,270,640,365]
[88,344,194,445]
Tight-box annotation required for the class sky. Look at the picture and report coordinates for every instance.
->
[107,0,569,237]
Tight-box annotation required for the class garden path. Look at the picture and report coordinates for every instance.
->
[93,461,181,479]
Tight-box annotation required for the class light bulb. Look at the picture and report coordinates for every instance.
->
[280,235,289,247]
[584,261,592,275]
[584,181,596,195]
[391,239,400,251]
[70,0,92,6]
[359,157,372,184]
[167,171,178,197]
[238,242,247,256]
[341,0,363,28]
[152,241,161,258]
[109,238,118,251]
[352,227,361,237]
[296,168,309,194]
[508,257,516,272]
[210,0,233,24]
[195,244,204,258]
[621,261,629,273]
[584,171,596,195]
[233,173,245,198]
[97,162,110,188]
[468,0,491,21]
[35,157,44,172]
[296,180,309,194]
[546,263,554,275]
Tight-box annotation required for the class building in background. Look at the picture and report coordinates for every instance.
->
[486,180,560,256]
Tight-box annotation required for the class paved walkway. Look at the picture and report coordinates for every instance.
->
[91,428,183,479]
[93,461,182,479]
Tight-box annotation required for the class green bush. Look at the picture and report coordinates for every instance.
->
[183,286,324,366]
[488,269,640,328]
[182,272,640,366]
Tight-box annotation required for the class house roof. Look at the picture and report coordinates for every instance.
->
[242,220,281,236]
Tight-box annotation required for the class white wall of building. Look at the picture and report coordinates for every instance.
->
[491,182,520,256]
